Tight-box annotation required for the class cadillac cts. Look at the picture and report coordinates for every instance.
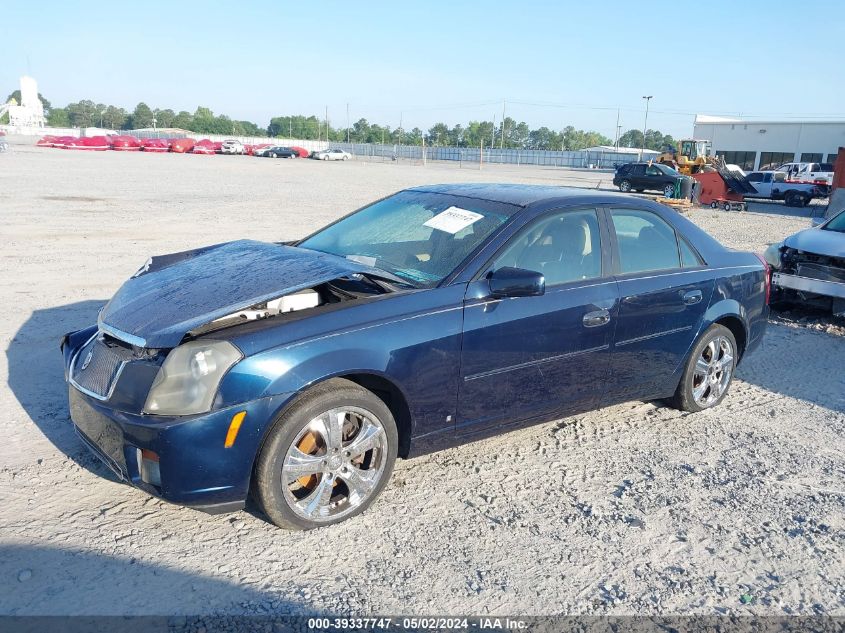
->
[62,184,769,529]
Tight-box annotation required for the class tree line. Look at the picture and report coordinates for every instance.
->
[4,90,676,151]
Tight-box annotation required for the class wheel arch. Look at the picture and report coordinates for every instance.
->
[254,369,415,473]
[702,299,749,362]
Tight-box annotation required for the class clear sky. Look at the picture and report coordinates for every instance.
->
[3,0,844,138]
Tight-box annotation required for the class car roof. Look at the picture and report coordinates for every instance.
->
[405,183,646,209]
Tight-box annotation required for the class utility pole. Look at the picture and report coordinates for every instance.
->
[640,96,652,161]
[325,105,329,143]
[346,102,350,143]
[491,113,496,149]
[614,108,620,150]
[500,100,506,150]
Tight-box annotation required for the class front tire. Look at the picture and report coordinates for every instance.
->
[253,378,398,530]
[663,183,675,198]
[669,324,737,413]
[619,179,632,192]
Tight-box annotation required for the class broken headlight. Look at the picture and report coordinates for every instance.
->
[763,242,784,270]
[143,340,242,415]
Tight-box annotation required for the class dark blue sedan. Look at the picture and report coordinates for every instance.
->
[62,184,769,529]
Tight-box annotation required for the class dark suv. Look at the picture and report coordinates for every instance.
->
[613,162,685,197]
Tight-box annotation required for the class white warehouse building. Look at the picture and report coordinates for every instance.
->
[693,115,845,172]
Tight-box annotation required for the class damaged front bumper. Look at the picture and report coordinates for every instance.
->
[62,326,294,514]
[68,384,293,513]
[772,272,845,300]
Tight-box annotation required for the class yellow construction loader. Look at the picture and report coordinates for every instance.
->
[658,139,714,175]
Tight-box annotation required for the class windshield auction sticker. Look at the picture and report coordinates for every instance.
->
[424,207,484,234]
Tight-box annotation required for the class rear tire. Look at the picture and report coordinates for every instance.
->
[723,202,731,211]
[253,378,398,530]
[785,192,806,207]
[663,183,675,198]
[668,324,737,413]
[710,201,718,209]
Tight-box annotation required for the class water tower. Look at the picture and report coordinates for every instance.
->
[6,76,46,128]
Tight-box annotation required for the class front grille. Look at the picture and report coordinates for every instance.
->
[797,262,845,284]
[71,336,133,399]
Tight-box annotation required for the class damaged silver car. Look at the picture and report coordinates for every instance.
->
[765,209,845,316]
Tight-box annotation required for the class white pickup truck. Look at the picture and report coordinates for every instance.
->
[776,162,833,188]
[744,170,827,207]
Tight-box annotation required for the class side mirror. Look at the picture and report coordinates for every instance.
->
[488,267,545,298]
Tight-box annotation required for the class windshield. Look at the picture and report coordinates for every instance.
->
[823,210,845,233]
[298,190,518,287]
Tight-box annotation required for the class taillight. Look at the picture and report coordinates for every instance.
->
[754,253,771,305]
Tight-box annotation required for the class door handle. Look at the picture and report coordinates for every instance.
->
[583,308,611,328]
[683,290,703,305]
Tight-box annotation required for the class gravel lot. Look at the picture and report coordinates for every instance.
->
[1,139,843,617]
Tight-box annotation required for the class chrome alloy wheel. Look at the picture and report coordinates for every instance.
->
[281,406,388,523]
[692,336,734,407]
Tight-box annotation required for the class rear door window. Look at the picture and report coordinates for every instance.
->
[610,209,682,274]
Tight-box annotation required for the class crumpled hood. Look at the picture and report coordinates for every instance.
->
[783,228,845,258]
[99,240,379,348]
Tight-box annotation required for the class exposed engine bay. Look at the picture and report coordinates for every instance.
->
[189,274,393,337]
[775,247,845,315]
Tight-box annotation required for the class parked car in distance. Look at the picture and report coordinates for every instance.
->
[221,139,245,155]
[613,162,687,198]
[263,146,299,159]
[765,208,845,315]
[312,148,351,161]
[192,139,217,155]
[170,138,196,154]
[776,162,834,187]
[62,184,769,529]
[251,145,274,157]
[744,170,826,207]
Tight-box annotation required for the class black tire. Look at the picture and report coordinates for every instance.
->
[663,183,675,198]
[784,192,806,208]
[253,378,398,530]
[270,153,277,158]
[668,324,738,413]
[619,179,632,192]
[723,202,731,211]
[710,201,718,209]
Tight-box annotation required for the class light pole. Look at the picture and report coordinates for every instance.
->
[640,95,652,161]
